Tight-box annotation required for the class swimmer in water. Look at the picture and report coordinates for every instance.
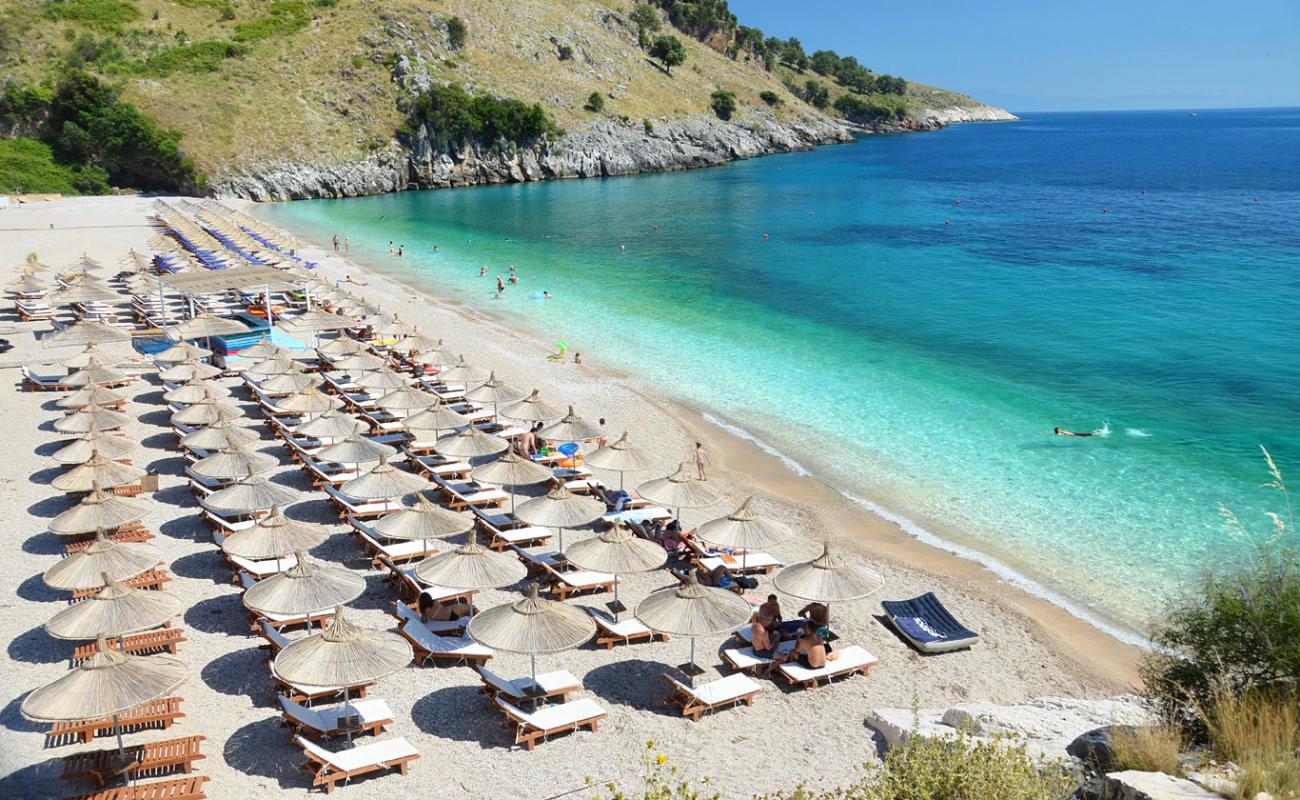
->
[543,291,552,299]
[496,276,505,292]
[1053,427,1096,437]
[944,219,951,225]
[508,273,518,285]
[1103,208,1109,214]
[762,233,769,240]
[480,266,488,277]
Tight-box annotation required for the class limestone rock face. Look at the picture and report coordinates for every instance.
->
[1099,771,1224,800]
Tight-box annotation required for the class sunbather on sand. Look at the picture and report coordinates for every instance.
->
[418,594,471,624]
[775,626,828,669]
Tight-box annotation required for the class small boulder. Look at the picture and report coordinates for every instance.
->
[1101,771,1224,800]
[1068,725,1136,772]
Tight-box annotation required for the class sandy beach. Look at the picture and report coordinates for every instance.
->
[0,196,1141,799]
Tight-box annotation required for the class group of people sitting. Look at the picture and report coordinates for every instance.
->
[751,595,836,669]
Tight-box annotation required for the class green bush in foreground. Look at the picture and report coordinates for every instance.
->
[0,138,109,195]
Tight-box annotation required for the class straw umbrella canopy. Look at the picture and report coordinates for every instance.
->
[51,450,146,492]
[257,370,317,395]
[158,358,222,382]
[221,504,328,563]
[243,554,365,617]
[471,450,552,513]
[190,441,278,480]
[635,571,753,674]
[52,428,139,465]
[180,419,259,452]
[317,431,396,467]
[409,344,450,367]
[696,497,792,573]
[239,340,288,360]
[45,573,181,641]
[162,378,228,405]
[372,492,473,542]
[294,409,363,442]
[54,403,131,434]
[333,351,387,372]
[340,455,429,500]
[49,482,152,535]
[467,583,596,682]
[165,313,247,340]
[375,384,437,413]
[52,279,119,306]
[772,542,884,623]
[273,385,343,416]
[42,319,131,347]
[500,389,565,423]
[203,468,300,516]
[57,384,127,411]
[63,362,130,388]
[514,485,605,551]
[154,340,212,365]
[43,530,162,591]
[317,337,369,356]
[433,425,508,459]
[463,372,524,414]
[539,406,606,443]
[393,332,442,353]
[170,397,243,427]
[436,355,488,386]
[63,343,124,369]
[412,530,527,590]
[21,635,186,768]
[402,400,468,439]
[373,314,418,338]
[583,431,655,490]
[637,463,722,520]
[273,607,411,744]
[353,369,406,393]
[281,311,354,335]
[565,525,667,618]
[243,355,299,379]
[7,274,47,293]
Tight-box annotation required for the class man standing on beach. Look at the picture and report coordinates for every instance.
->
[694,442,711,481]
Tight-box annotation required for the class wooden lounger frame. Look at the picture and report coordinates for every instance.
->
[65,775,209,800]
[60,735,206,787]
[498,702,606,752]
[661,674,760,721]
[70,569,171,602]
[49,697,185,745]
[299,740,419,794]
[71,627,186,664]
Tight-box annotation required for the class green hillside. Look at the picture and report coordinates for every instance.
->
[0,0,1004,194]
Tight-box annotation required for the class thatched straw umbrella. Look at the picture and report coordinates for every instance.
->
[170,397,243,427]
[402,399,468,439]
[539,406,606,443]
[635,571,752,676]
[52,428,139,465]
[696,497,791,574]
[637,462,721,521]
[317,337,368,357]
[565,526,667,618]
[354,369,407,393]
[339,455,429,501]
[243,354,299,379]
[221,504,328,571]
[54,403,130,434]
[471,450,551,512]
[772,542,884,625]
[273,385,342,417]
[332,351,386,372]
[165,313,247,340]
[45,573,180,641]
[162,379,228,405]
[239,340,289,360]
[433,426,508,459]
[203,468,300,516]
[437,355,488,386]
[180,419,259,452]
[514,485,605,551]
[463,372,524,417]
[242,553,364,618]
[57,384,127,411]
[294,410,363,442]
[317,431,396,468]
[499,389,566,423]
[43,529,162,591]
[49,482,151,536]
[154,340,212,365]
[257,370,316,395]
[42,319,131,348]
[62,343,124,369]
[158,358,222,383]
[583,431,655,490]
[190,441,278,481]
[21,635,185,771]
[63,360,129,388]
[273,607,411,744]
[51,450,146,493]
[412,530,526,590]
[370,493,471,558]
[375,385,437,414]
[468,584,595,684]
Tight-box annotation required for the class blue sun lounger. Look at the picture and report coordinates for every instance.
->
[881,592,979,654]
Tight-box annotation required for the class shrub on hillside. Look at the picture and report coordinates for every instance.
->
[709,89,735,120]
[833,94,907,124]
[233,1,311,42]
[446,16,466,50]
[405,83,558,148]
[759,90,782,106]
[649,34,686,75]
[0,137,109,195]
[584,92,605,113]
[44,0,139,31]
[137,40,250,76]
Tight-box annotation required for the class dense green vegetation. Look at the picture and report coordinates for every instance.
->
[0,137,109,194]
[833,93,907,124]
[584,92,605,113]
[138,40,250,76]
[709,89,735,120]
[0,71,199,192]
[445,16,466,51]
[405,83,558,148]
[649,34,686,75]
[44,0,140,32]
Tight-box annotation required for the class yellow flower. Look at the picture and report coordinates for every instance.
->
[656,753,668,766]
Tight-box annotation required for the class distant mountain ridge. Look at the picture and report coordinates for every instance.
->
[0,0,1013,198]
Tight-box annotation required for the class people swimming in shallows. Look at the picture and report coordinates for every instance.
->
[1053,427,1095,437]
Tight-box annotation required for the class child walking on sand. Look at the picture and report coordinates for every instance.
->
[694,442,710,481]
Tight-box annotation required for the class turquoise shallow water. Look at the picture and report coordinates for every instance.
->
[258,109,1300,637]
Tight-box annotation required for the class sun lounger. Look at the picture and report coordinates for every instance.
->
[587,607,667,649]
[434,478,508,511]
[70,570,170,602]
[61,735,206,788]
[296,735,419,794]
[474,665,580,704]
[721,641,796,674]
[494,696,607,751]
[302,458,359,488]
[322,485,403,519]
[602,506,674,526]
[279,696,393,739]
[375,556,475,607]
[510,545,564,574]
[408,452,473,480]
[63,526,154,553]
[200,508,259,533]
[775,645,878,689]
[270,661,372,704]
[398,617,493,666]
[23,365,71,391]
[391,600,471,635]
[50,697,185,745]
[695,553,782,575]
[64,775,210,800]
[248,601,335,632]
[71,627,186,664]
[540,562,615,600]
[258,620,293,653]
[349,516,439,564]
[662,673,762,720]
[227,552,297,579]
[881,592,980,654]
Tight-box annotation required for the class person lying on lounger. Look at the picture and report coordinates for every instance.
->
[418,594,471,624]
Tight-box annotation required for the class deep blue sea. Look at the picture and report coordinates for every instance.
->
[258,108,1300,637]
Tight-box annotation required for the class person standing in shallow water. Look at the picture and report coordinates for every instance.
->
[343,236,349,254]
[694,442,710,481]
[332,234,339,251]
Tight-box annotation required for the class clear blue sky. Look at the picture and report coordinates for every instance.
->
[727,1,1300,112]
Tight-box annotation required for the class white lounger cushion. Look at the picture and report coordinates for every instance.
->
[671,672,762,705]
[280,696,393,733]
[724,641,795,670]
[392,601,471,634]
[296,735,418,772]
[498,697,605,730]
[356,528,436,560]
[777,645,878,683]
[261,620,292,650]
[402,617,493,657]
[603,507,673,525]
[475,665,579,699]
[229,552,297,577]
[697,553,781,572]
[588,609,652,637]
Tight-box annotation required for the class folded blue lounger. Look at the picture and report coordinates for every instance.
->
[881,592,979,654]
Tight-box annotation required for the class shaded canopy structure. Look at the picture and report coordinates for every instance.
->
[242,553,365,617]
[467,583,596,681]
[772,542,884,622]
[635,571,753,674]
[49,482,152,535]
[539,406,606,442]
[202,468,300,515]
[412,531,527,590]
[45,573,180,640]
[43,530,162,591]
[499,389,565,423]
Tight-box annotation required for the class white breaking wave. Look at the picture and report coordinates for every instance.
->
[1126,428,1152,438]
[1093,421,1112,437]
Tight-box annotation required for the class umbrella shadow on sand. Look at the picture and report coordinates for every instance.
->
[27,466,66,486]
[146,455,188,476]
[170,551,228,584]
[140,432,180,451]
[583,658,682,714]
[6,625,65,665]
[0,759,59,797]
[0,691,48,734]
[223,716,304,787]
[136,409,173,428]
[33,440,64,457]
[22,531,65,556]
[26,495,70,519]
[411,685,500,748]
[158,515,206,542]
[152,484,198,509]
[201,647,272,701]
[16,572,62,603]
[185,592,252,636]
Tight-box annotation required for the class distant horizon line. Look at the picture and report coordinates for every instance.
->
[1002,104,1299,115]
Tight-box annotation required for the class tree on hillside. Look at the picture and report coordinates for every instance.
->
[780,37,807,71]
[649,34,686,75]
[810,49,840,77]
[803,79,829,109]
[630,3,660,50]
[709,89,736,120]
[446,16,467,51]
[584,92,604,112]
